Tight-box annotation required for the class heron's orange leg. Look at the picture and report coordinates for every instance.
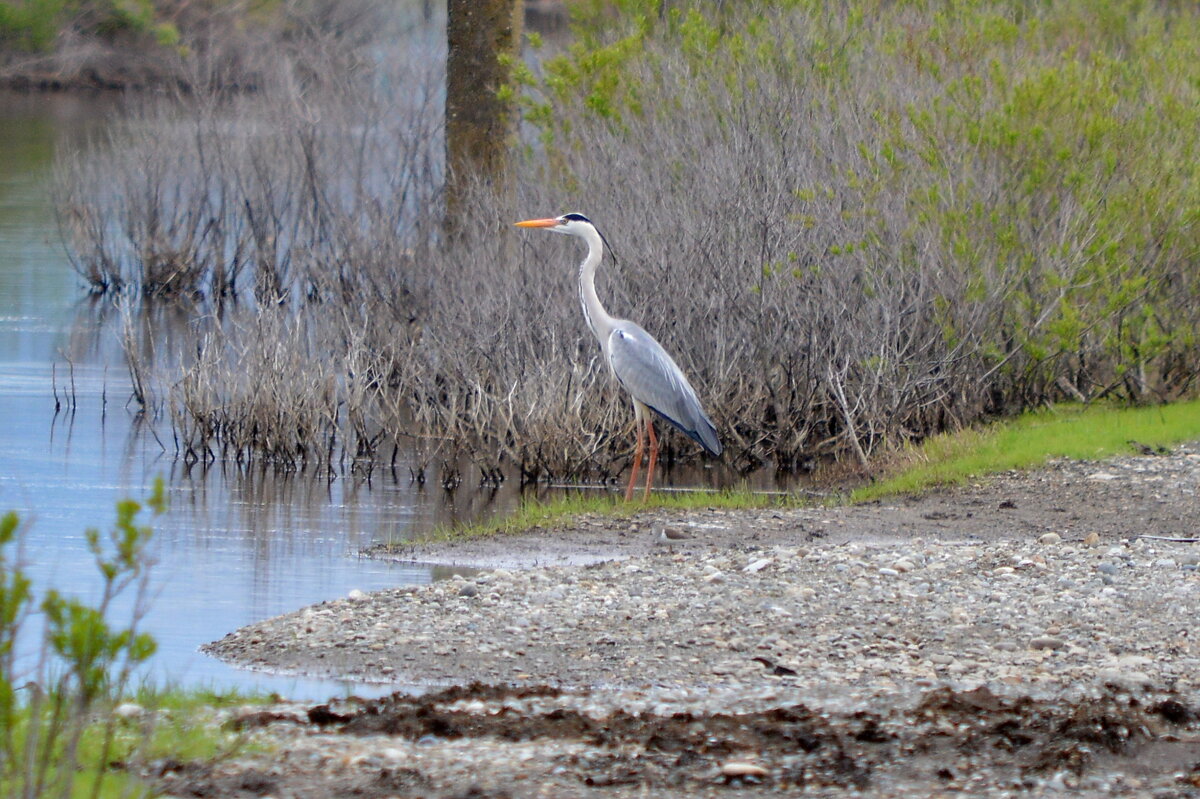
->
[625,416,645,502]
[644,419,659,500]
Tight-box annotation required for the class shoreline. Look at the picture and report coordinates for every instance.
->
[185,443,1200,796]
[208,443,1200,688]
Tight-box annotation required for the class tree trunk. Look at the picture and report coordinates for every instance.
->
[445,0,523,229]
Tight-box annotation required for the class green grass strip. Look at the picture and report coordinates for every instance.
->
[2,685,272,799]
[417,487,780,544]
[853,400,1200,502]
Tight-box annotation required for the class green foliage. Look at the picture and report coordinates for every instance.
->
[413,486,785,543]
[517,0,1200,433]
[853,398,1200,501]
[0,512,31,731]
[0,480,174,798]
[0,0,70,51]
[0,0,183,53]
[896,9,1200,396]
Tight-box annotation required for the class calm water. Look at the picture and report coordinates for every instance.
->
[0,91,496,699]
[0,87,770,702]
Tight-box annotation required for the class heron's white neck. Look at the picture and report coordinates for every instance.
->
[577,224,618,347]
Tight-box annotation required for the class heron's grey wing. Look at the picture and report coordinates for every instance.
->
[607,323,722,456]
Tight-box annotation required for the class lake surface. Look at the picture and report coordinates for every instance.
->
[0,91,497,699]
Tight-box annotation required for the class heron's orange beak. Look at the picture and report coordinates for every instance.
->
[515,218,560,228]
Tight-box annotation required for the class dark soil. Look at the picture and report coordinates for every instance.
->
[153,682,1200,798]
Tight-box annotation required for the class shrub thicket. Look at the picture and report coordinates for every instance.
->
[0,0,402,90]
[58,0,1200,481]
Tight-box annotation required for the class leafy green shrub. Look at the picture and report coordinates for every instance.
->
[0,482,165,797]
[1,0,390,91]
[505,0,1200,464]
[0,0,72,51]
[0,0,171,52]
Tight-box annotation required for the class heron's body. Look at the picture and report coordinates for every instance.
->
[516,212,720,500]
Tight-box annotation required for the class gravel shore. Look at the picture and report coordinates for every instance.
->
[186,444,1200,798]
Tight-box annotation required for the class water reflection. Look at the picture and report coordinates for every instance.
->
[0,91,462,699]
[0,86,794,702]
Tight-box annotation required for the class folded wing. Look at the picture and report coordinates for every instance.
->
[607,322,722,456]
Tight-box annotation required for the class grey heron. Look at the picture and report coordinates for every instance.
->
[515,212,721,500]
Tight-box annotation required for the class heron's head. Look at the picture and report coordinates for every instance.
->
[514,212,594,236]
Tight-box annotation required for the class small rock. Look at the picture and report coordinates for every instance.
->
[721,762,768,778]
[458,584,479,598]
[1098,563,1120,575]
[1039,533,1062,545]
[1096,668,1153,690]
[347,589,367,601]
[1030,636,1067,651]
[1082,532,1101,547]
[1117,654,1153,668]
[878,568,900,577]
[1155,558,1177,568]
[892,559,916,573]
[743,558,773,574]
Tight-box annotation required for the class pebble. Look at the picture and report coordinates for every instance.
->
[1096,668,1153,690]
[1029,636,1066,651]
[721,762,768,778]
[1039,533,1062,545]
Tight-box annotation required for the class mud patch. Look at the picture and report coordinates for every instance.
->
[154,684,1200,797]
